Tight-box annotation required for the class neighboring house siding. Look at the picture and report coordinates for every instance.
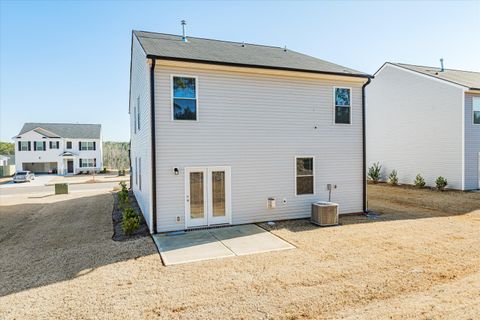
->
[464,93,480,189]
[154,64,364,232]
[366,64,464,189]
[130,35,153,231]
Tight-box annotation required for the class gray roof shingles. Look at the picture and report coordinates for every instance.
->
[18,123,101,139]
[134,31,370,78]
[391,63,480,90]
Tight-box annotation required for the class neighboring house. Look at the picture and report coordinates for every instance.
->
[367,62,480,190]
[13,123,103,175]
[129,29,372,233]
[0,155,15,166]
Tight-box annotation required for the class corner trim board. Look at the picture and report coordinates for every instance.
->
[150,59,158,233]
[362,77,371,212]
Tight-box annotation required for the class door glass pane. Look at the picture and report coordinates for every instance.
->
[190,172,204,219]
[212,171,225,217]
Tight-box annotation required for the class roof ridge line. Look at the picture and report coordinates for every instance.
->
[393,62,480,74]
[134,30,284,50]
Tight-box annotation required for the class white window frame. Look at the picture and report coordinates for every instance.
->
[171,75,199,122]
[138,158,142,191]
[50,141,60,149]
[473,97,480,125]
[80,158,95,168]
[80,141,94,151]
[34,141,44,151]
[20,141,29,151]
[66,141,72,149]
[135,157,138,186]
[333,87,353,125]
[295,156,315,196]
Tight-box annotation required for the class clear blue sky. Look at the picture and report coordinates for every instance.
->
[1,0,479,142]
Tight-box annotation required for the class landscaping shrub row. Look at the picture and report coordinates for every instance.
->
[368,162,448,191]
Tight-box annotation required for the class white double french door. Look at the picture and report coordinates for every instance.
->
[185,166,231,228]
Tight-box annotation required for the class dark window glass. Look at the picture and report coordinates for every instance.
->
[474,98,480,124]
[174,99,197,120]
[173,77,196,120]
[67,141,72,149]
[296,157,314,195]
[296,176,314,195]
[335,88,351,124]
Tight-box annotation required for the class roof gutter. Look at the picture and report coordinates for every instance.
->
[362,77,372,213]
[149,59,158,233]
[146,54,372,79]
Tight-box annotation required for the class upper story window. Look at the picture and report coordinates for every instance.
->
[34,141,46,151]
[334,88,351,124]
[18,141,30,151]
[66,141,72,149]
[172,76,197,121]
[296,157,314,195]
[79,141,95,151]
[473,97,480,125]
[49,141,60,149]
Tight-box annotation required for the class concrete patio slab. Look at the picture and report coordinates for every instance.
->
[152,230,235,266]
[210,224,295,256]
[152,224,295,266]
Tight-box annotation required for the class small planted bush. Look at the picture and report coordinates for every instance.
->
[435,176,448,191]
[388,170,399,185]
[118,181,129,208]
[414,174,426,188]
[368,162,382,183]
[122,208,140,235]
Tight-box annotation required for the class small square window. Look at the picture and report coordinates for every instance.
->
[173,76,197,120]
[335,88,351,124]
[66,141,72,149]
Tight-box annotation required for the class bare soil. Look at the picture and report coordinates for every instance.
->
[1,184,479,319]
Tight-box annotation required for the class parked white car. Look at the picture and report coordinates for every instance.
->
[13,171,35,183]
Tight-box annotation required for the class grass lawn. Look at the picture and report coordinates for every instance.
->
[1,184,479,319]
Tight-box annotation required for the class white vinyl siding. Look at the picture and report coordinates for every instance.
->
[129,35,153,232]
[367,64,464,189]
[154,64,365,232]
[464,94,480,189]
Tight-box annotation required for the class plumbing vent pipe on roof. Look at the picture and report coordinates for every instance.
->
[440,58,444,72]
[181,20,188,42]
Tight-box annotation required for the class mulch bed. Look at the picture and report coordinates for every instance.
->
[112,190,150,241]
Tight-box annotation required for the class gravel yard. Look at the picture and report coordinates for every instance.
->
[1,184,479,319]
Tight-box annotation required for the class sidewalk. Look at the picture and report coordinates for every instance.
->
[46,174,129,186]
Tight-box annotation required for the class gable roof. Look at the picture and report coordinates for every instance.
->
[385,63,480,90]
[17,123,101,139]
[133,30,371,79]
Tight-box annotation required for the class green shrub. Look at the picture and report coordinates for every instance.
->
[368,162,382,183]
[388,170,398,185]
[414,174,426,188]
[122,208,140,235]
[435,176,448,191]
[119,181,127,192]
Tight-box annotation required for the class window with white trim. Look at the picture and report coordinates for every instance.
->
[66,141,72,149]
[34,141,45,151]
[473,97,480,125]
[137,96,141,131]
[172,76,197,120]
[49,141,60,149]
[296,157,314,195]
[80,158,95,168]
[80,141,95,151]
[135,157,138,186]
[334,88,351,124]
[19,141,30,151]
[138,158,142,191]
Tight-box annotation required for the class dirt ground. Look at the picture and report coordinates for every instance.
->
[0,184,479,319]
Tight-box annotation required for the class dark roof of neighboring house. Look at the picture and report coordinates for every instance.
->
[387,63,480,90]
[17,123,101,139]
[133,30,371,78]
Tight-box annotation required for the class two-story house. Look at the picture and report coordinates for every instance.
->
[14,123,103,175]
[129,29,372,234]
[367,62,480,190]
